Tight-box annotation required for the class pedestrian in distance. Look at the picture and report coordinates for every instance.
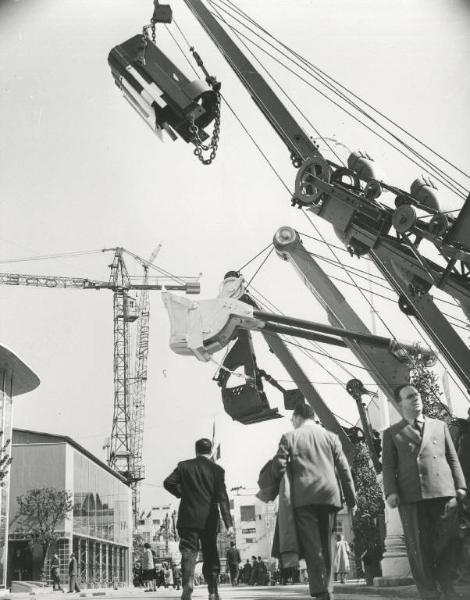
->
[164,437,233,600]
[256,556,267,586]
[249,555,258,585]
[51,553,64,592]
[361,541,383,586]
[382,384,467,600]
[333,534,350,584]
[67,553,80,593]
[226,541,241,586]
[163,562,174,588]
[242,559,251,584]
[141,543,155,592]
[271,400,357,600]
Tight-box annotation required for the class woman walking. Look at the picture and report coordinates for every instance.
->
[334,534,350,584]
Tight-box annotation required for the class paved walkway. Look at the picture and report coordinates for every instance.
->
[3,583,470,600]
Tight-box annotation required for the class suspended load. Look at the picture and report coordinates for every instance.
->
[215,331,282,425]
[108,2,220,154]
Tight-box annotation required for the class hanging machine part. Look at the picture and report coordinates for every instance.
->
[162,272,435,425]
[214,330,283,425]
[108,1,221,162]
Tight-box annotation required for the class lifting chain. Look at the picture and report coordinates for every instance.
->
[189,91,221,165]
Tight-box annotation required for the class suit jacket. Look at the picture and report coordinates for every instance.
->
[382,416,466,503]
[164,455,232,530]
[226,547,241,565]
[68,557,78,576]
[272,421,356,509]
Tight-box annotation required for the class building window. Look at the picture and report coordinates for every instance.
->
[240,505,256,522]
[335,519,343,534]
[241,528,256,534]
[245,538,256,544]
[229,499,234,510]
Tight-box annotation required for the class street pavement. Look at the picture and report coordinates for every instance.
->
[4,583,470,600]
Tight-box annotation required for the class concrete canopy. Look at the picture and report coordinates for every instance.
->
[0,344,40,396]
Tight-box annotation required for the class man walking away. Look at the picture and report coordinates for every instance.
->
[68,553,80,593]
[51,553,64,592]
[164,438,233,600]
[226,542,241,586]
[272,401,357,600]
[383,384,466,600]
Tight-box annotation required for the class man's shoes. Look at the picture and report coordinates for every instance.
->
[313,593,332,600]
[441,590,463,600]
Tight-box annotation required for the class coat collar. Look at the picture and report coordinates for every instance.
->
[395,416,430,449]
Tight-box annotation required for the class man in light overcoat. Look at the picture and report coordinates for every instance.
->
[272,401,356,600]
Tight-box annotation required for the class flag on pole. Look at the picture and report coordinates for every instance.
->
[216,443,221,460]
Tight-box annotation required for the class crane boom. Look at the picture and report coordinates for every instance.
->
[178,0,470,390]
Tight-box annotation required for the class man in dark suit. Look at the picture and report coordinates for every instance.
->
[67,553,80,593]
[225,542,241,586]
[272,401,356,600]
[383,384,467,600]
[164,438,233,600]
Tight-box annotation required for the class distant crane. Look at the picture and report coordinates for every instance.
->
[0,246,200,519]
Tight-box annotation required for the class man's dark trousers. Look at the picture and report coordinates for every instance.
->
[228,563,239,586]
[295,505,336,596]
[399,497,458,599]
[178,527,220,594]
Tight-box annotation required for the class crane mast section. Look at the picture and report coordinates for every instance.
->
[183,0,321,161]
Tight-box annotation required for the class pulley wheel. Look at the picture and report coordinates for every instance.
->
[294,156,331,207]
[392,204,417,233]
[428,213,449,237]
[398,295,416,316]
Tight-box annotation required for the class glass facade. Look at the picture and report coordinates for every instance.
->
[73,450,131,546]
[8,434,132,587]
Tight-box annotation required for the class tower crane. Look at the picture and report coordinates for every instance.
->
[0,246,200,519]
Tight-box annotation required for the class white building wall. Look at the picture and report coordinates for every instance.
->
[230,494,277,561]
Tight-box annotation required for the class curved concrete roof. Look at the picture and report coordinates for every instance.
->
[0,344,40,396]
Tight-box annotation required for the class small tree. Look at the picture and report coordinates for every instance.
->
[15,488,73,578]
[351,442,385,563]
[410,359,451,423]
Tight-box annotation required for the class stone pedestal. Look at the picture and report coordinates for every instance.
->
[375,398,413,586]
[377,503,412,581]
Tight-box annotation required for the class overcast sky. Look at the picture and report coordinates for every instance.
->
[1,0,469,510]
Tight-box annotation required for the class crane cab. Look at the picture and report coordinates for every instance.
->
[108,34,219,143]
[121,294,139,322]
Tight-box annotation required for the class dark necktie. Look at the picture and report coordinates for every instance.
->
[413,419,423,437]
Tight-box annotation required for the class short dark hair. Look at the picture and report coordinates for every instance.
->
[293,401,315,420]
[394,384,412,403]
[195,438,212,454]
[230,542,235,547]
[144,543,151,549]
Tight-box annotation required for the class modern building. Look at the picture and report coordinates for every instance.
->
[0,346,40,590]
[230,493,277,563]
[8,429,132,588]
[230,492,355,575]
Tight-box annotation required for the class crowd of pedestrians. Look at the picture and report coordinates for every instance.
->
[47,384,468,600]
[161,385,467,600]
